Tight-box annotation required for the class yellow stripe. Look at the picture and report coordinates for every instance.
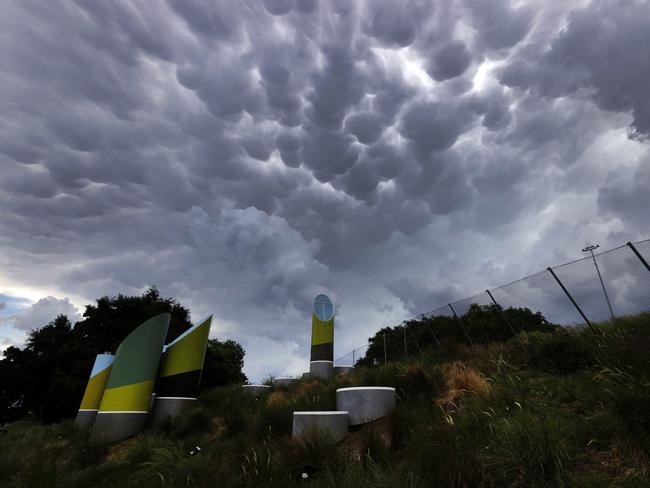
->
[79,366,112,410]
[98,379,154,412]
[159,319,211,377]
[311,316,333,346]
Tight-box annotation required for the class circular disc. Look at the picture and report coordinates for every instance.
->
[313,294,334,321]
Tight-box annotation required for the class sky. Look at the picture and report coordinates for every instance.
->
[1,0,649,381]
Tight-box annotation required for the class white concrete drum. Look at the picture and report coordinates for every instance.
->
[273,377,297,387]
[336,387,396,426]
[292,411,349,442]
[241,385,272,397]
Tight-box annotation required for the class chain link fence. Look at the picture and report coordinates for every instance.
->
[334,239,650,367]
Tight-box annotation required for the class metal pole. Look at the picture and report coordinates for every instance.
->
[485,289,519,339]
[449,303,474,346]
[547,267,596,334]
[352,349,355,366]
[407,324,424,355]
[403,325,407,358]
[627,241,650,274]
[383,333,387,365]
[427,322,441,348]
[589,249,615,320]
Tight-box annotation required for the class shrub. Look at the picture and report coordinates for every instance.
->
[530,330,596,374]
[394,363,446,402]
[482,411,572,487]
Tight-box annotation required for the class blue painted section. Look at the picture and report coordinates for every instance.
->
[313,294,334,321]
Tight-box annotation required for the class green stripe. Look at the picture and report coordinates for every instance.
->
[106,314,170,389]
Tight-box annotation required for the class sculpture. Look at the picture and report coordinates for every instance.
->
[309,294,335,379]
[90,313,170,443]
[150,315,212,425]
[75,353,114,428]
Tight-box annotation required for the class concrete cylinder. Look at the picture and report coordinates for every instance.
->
[336,387,396,426]
[292,411,349,442]
[309,360,334,380]
[273,377,296,387]
[333,366,354,376]
[241,385,272,397]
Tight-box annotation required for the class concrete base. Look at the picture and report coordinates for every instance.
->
[336,387,396,426]
[150,397,197,425]
[292,411,349,442]
[75,410,98,429]
[333,366,354,376]
[273,377,296,387]
[90,411,148,443]
[241,385,272,397]
[309,361,334,380]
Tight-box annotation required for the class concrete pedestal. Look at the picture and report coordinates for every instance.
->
[309,361,334,380]
[333,366,354,376]
[90,412,148,443]
[273,377,296,387]
[292,411,349,442]
[241,385,272,397]
[150,397,197,425]
[75,410,98,429]
[336,387,396,426]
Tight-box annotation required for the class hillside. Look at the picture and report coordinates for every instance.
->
[2,314,650,487]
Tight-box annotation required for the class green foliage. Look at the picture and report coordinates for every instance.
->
[359,304,557,367]
[529,329,598,374]
[202,338,248,387]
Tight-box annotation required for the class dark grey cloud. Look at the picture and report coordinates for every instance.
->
[426,41,473,82]
[1,0,649,379]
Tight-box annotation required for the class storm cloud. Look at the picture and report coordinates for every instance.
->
[1,0,649,379]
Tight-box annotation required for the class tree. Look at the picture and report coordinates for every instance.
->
[201,339,248,387]
[357,304,557,367]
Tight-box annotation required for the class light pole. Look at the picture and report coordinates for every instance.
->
[582,244,614,321]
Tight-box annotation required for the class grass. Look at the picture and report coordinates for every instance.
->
[2,314,650,487]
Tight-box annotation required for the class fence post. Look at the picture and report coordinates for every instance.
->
[403,325,407,359]
[485,290,519,338]
[427,322,442,348]
[352,349,355,366]
[406,323,424,356]
[449,303,474,346]
[547,267,596,334]
[383,333,387,365]
[627,241,650,274]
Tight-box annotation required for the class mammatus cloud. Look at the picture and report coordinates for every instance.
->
[1,0,649,379]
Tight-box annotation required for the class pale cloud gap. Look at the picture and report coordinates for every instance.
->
[1,0,649,380]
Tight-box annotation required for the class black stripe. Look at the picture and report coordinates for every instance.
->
[310,342,333,361]
[155,369,202,398]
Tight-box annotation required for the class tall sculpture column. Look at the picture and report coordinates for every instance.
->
[75,353,114,428]
[309,294,335,380]
[150,315,212,425]
[91,313,170,443]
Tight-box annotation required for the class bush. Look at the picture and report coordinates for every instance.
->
[482,411,572,487]
[530,330,596,374]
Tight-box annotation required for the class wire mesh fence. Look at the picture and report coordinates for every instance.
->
[335,239,650,367]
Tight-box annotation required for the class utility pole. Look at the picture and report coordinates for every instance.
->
[582,244,615,320]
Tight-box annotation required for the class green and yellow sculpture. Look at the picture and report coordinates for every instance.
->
[151,315,212,425]
[310,294,335,379]
[75,353,114,428]
[90,313,170,443]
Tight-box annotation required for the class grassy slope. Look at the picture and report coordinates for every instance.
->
[2,314,650,488]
